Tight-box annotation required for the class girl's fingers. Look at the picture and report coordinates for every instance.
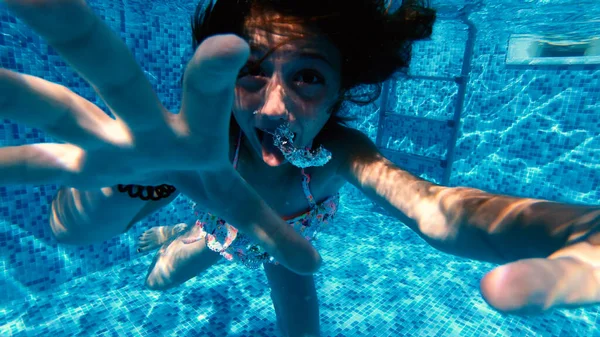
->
[179,35,250,141]
[3,0,168,130]
[0,143,84,185]
[0,69,130,148]
[480,247,600,315]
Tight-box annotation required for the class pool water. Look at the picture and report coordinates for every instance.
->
[2,196,599,336]
[1,0,599,336]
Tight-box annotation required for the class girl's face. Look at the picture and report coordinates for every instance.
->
[233,14,342,167]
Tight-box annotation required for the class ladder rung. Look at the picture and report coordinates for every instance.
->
[379,148,447,168]
[391,73,462,83]
[382,112,455,127]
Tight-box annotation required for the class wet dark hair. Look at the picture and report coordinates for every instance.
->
[190,0,436,124]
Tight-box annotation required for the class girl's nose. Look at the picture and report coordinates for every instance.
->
[261,83,289,121]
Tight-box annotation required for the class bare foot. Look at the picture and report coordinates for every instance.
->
[144,223,222,291]
[137,223,188,253]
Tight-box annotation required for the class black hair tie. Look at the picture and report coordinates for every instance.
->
[117,184,177,201]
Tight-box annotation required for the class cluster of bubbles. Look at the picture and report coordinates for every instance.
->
[273,123,332,168]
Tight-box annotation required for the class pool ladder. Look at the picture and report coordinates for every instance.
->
[375,10,477,186]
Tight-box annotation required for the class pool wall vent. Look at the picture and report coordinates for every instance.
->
[506,34,600,66]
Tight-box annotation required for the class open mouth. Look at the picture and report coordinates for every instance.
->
[255,127,296,141]
[253,126,332,168]
[255,127,267,142]
[254,127,288,166]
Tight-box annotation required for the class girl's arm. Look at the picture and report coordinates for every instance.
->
[336,126,599,264]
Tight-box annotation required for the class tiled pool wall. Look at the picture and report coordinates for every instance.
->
[0,0,200,303]
[1,0,599,302]
[450,3,600,205]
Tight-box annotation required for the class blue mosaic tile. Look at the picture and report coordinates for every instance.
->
[379,114,453,159]
[385,77,459,121]
[408,20,468,78]
[341,85,383,142]
[2,202,599,336]
[449,5,600,204]
[1,1,600,336]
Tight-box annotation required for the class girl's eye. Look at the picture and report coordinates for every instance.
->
[293,70,325,85]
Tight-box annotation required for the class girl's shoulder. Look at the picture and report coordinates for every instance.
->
[314,123,376,179]
[318,123,372,156]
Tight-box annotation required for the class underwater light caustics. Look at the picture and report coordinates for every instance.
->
[272,123,332,168]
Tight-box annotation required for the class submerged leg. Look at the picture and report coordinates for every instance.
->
[264,263,321,337]
[145,223,221,291]
[137,222,189,253]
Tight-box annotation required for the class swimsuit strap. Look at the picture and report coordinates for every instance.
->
[233,131,316,208]
[301,168,317,208]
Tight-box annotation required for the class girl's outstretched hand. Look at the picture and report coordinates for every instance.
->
[0,0,321,274]
[480,232,600,315]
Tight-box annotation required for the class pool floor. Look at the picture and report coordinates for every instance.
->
[1,199,599,337]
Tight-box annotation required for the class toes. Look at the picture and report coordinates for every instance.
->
[137,234,149,245]
[139,232,154,242]
[137,245,151,253]
[136,240,148,253]
[136,232,161,253]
